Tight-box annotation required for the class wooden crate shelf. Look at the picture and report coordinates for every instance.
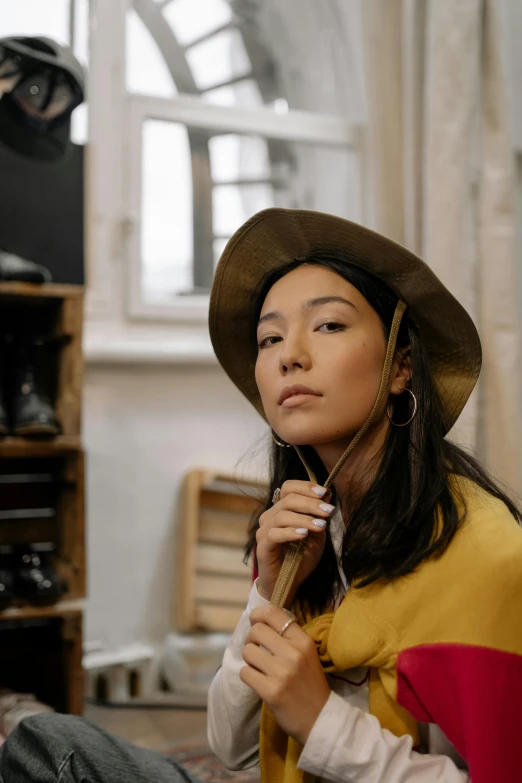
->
[0,598,85,621]
[0,609,83,715]
[0,283,85,715]
[0,436,82,457]
[0,282,84,300]
[0,283,83,439]
[0,450,86,601]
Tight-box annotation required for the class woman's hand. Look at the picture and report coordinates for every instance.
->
[240,604,331,746]
[256,481,334,606]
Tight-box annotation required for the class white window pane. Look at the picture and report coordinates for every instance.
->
[163,0,232,47]
[71,103,88,145]
[73,0,90,66]
[126,9,177,98]
[141,120,193,301]
[213,184,273,236]
[203,78,262,107]
[273,144,361,222]
[209,135,271,183]
[72,0,89,143]
[213,237,229,268]
[0,0,69,43]
[202,85,236,107]
[185,28,250,91]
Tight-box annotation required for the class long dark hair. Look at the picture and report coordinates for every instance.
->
[244,255,521,616]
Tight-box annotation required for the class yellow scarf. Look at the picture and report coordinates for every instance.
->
[259,603,419,783]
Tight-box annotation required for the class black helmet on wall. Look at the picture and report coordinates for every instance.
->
[0,36,85,160]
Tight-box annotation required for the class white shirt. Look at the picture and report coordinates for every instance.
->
[207,508,469,781]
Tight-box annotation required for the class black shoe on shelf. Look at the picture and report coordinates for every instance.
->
[0,392,8,438]
[12,543,65,603]
[0,546,14,602]
[0,341,9,437]
[0,251,52,284]
[12,340,61,438]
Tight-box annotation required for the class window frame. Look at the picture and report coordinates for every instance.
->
[126,92,362,322]
[85,0,366,357]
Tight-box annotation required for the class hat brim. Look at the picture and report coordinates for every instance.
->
[209,208,481,434]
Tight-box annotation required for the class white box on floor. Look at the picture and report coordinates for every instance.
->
[162,631,231,694]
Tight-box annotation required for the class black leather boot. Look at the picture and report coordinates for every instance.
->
[0,545,15,602]
[0,251,52,284]
[0,362,8,436]
[12,339,61,438]
[12,543,65,603]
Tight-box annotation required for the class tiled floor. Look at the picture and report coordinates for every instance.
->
[84,702,209,754]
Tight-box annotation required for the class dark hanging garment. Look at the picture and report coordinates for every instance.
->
[0,137,84,285]
[0,36,85,284]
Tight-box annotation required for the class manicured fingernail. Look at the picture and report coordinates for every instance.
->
[296,528,308,536]
[311,486,327,497]
[312,518,326,529]
[319,503,335,513]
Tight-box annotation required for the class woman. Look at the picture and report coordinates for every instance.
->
[1,208,521,783]
[207,208,522,783]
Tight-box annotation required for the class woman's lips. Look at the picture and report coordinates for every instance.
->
[281,393,321,409]
[278,384,322,405]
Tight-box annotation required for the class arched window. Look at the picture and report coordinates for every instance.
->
[124,0,362,318]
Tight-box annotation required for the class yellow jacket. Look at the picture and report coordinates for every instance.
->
[260,476,522,783]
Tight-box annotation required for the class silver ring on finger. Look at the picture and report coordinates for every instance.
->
[271,487,281,504]
[279,617,296,637]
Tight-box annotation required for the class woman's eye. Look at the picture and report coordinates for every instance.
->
[317,321,345,333]
[258,335,282,349]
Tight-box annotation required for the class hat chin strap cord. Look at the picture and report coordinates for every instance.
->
[269,300,407,609]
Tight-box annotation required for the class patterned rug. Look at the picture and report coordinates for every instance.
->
[167,743,260,782]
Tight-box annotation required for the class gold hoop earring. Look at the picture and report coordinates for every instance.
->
[387,388,418,427]
[271,431,292,448]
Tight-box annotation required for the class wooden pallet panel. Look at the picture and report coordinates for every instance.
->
[194,574,252,605]
[175,470,267,633]
[198,509,250,547]
[195,603,244,633]
[195,543,250,577]
[200,489,260,515]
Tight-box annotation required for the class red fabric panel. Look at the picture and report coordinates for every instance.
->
[397,643,522,782]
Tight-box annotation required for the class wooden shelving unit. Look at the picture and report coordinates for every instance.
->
[0,282,85,715]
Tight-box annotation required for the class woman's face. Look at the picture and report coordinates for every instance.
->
[255,264,404,447]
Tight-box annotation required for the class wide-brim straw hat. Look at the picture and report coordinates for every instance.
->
[209,208,481,434]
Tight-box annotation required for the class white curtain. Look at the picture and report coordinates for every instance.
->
[362,0,521,494]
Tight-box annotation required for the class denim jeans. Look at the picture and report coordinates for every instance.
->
[0,713,205,782]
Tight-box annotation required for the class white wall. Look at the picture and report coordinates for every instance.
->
[83,362,268,653]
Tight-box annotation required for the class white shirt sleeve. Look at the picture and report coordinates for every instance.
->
[206,579,269,771]
[298,691,469,783]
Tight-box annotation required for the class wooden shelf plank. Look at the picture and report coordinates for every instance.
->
[0,598,84,621]
[0,282,84,299]
[0,437,82,457]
